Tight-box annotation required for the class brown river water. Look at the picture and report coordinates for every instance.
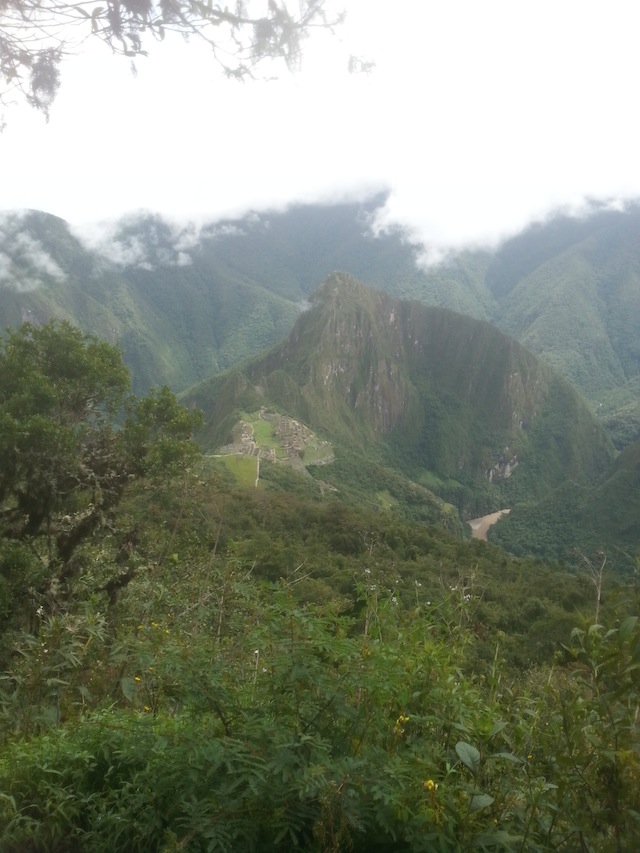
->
[467,509,510,541]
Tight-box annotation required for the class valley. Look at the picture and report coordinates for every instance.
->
[0,200,638,566]
[0,200,639,851]
[467,508,511,540]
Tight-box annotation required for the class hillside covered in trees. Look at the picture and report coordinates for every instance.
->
[1,199,639,449]
[0,321,639,852]
[0,195,639,849]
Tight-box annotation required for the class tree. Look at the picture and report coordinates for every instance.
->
[0,320,202,607]
[0,0,343,115]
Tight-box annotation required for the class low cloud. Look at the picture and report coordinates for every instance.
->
[70,212,206,270]
[70,211,257,272]
[0,214,67,291]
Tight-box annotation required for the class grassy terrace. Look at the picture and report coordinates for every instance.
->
[206,411,333,488]
[244,411,288,460]
[215,454,260,488]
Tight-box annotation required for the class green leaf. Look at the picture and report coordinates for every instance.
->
[487,720,507,738]
[472,830,523,846]
[121,676,136,703]
[78,685,93,703]
[469,792,494,811]
[619,616,638,642]
[492,751,523,764]
[456,741,481,775]
[0,792,16,811]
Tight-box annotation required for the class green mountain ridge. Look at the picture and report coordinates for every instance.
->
[2,199,638,450]
[490,438,640,566]
[0,210,301,393]
[1,201,638,564]
[187,274,614,530]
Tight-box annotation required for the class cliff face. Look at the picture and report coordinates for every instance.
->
[301,276,413,435]
[197,273,613,500]
[257,275,546,452]
[271,273,552,437]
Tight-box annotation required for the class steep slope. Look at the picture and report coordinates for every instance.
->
[192,196,494,318]
[418,206,640,433]
[0,210,299,392]
[0,211,133,341]
[2,201,638,453]
[496,210,640,396]
[217,196,640,411]
[490,440,640,571]
[189,274,613,515]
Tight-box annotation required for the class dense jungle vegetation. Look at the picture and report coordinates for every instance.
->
[0,322,639,852]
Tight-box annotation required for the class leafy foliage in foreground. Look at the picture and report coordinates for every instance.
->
[0,455,638,851]
[1,0,338,115]
[0,539,638,851]
[0,320,202,640]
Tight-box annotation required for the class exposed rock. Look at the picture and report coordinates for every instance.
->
[487,453,519,482]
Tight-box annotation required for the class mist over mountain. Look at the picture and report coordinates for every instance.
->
[2,198,638,449]
[0,210,299,393]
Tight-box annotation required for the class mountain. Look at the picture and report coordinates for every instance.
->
[492,209,640,395]
[0,210,299,393]
[187,274,613,522]
[1,199,437,394]
[185,200,640,451]
[1,199,639,448]
[189,199,640,421]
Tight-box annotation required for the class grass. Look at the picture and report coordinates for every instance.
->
[241,410,334,465]
[216,454,259,488]
[245,412,276,447]
[241,411,287,459]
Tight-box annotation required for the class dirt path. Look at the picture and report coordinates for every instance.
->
[467,509,510,541]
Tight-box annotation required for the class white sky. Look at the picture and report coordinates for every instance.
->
[2,0,640,254]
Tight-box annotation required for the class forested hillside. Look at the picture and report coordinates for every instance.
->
[2,200,639,449]
[1,323,639,852]
[188,274,613,516]
[0,210,299,393]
